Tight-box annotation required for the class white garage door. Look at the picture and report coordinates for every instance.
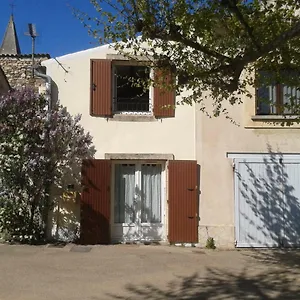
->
[229,153,300,248]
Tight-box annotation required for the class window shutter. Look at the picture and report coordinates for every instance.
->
[168,160,199,243]
[81,159,111,244]
[153,70,175,118]
[90,59,112,116]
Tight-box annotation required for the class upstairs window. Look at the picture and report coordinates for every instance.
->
[90,59,175,118]
[113,65,150,113]
[257,70,300,115]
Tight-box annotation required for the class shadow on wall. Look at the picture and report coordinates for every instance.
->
[51,80,59,107]
[107,264,300,299]
[235,145,300,247]
[121,186,162,242]
[49,148,96,243]
[50,192,81,242]
[45,78,96,242]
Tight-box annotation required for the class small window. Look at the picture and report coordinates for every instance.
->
[90,59,175,118]
[257,70,300,115]
[113,65,151,114]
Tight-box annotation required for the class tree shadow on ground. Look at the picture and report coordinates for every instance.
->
[49,147,96,243]
[108,265,300,299]
[242,249,300,269]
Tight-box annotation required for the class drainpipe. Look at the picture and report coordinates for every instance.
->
[33,69,52,113]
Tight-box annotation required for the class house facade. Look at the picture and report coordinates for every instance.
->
[43,44,300,248]
[43,45,198,245]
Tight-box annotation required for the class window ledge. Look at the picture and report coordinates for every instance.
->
[105,153,174,160]
[109,114,157,122]
[251,115,300,121]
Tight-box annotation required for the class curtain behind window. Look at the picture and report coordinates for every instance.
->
[141,164,162,223]
[114,164,135,223]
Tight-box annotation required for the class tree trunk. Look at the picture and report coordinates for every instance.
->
[42,180,53,240]
[28,198,37,239]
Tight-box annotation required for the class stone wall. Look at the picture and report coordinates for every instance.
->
[0,54,50,91]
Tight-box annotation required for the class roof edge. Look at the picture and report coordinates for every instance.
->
[0,53,51,58]
[43,44,111,64]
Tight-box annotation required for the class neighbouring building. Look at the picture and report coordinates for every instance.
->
[0,66,10,94]
[40,43,300,248]
[0,14,50,91]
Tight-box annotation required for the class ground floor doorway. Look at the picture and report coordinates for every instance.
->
[111,162,165,242]
[80,159,199,245]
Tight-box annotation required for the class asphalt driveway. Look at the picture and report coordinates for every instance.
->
[0,243,300,300]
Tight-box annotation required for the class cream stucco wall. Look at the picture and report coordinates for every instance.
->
[43,45,300,248]
[196,88,300,248]
[43,45,196,161]
[42,45,196,241]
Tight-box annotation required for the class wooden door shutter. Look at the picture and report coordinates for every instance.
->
[153,70,175,118]
[80,159,111,244]
[90,59,112,116]
[168,160,199,243]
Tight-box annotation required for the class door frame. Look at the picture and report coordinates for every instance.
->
[110,160,167,243]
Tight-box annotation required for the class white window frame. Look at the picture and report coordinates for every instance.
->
[112,62,153,116]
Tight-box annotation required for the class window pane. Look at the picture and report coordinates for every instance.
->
[257,69,300,115]
[114,65,150,112]
[257,71,277,115]
[257,85,277,115]
[283,85,300,114]
[114,164,136,223]
[141,164,162,223]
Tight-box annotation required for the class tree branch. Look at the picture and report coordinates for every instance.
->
[263,20,300,52]
[167,30,232,61]
[142,23,232,61]
[221,0,261,50]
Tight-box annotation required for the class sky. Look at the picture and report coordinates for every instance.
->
[0,0,101,58]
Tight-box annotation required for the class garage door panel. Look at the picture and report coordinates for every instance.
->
[235,155,300,248]
[237,162,281,247]
[283,163,300,247]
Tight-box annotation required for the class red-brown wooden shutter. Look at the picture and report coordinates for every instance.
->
[153,70,175,118]
[168,160,199,243]
[90,59,112,116]
[80,159,111,244]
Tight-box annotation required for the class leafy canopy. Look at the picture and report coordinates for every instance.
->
[78,0,300,116]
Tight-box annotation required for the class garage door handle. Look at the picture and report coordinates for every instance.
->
[188,216,194,219]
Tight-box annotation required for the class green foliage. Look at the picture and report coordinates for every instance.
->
[0,198,43,243]
[206,237,216,249]
[76,0,300,120]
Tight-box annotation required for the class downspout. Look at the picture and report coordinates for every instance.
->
[33,68,53,240]
[33,69,52,113]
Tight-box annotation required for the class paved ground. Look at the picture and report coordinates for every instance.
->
[0,244,300,300]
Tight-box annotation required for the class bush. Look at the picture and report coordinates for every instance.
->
[0,88,94,243]
[0,196,43,243]
[206,237,216,249]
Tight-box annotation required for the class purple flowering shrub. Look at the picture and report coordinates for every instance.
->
[0,88,94,242]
